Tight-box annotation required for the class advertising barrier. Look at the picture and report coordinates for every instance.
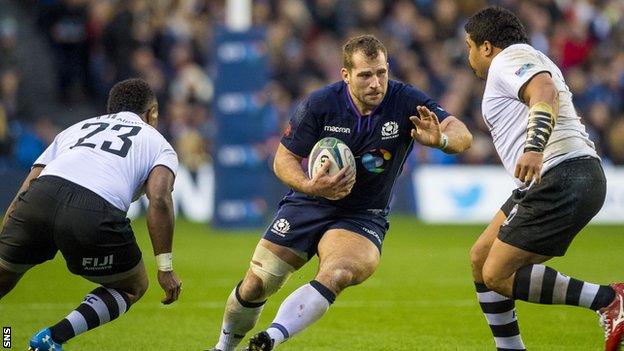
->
[212,27,277,228]
[413,165,624,224]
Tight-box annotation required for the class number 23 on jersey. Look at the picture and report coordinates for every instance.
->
[71,122,142,158]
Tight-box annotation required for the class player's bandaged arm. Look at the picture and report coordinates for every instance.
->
[520,72,560,153]
[2,165,44,227]
[145,165,176,271]
[439,116,473,154]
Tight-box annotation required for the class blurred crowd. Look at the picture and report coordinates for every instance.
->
[1,0,623,172]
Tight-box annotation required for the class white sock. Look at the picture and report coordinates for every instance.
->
[215,284,265,351]
[266,280,335,348]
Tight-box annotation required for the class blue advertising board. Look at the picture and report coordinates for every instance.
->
[212,27,277,228]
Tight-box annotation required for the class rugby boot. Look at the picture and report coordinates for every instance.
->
[28,328,63,351]
[245,331,273,351]
[598,283,624,351]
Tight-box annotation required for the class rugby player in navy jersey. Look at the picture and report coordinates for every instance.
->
[207,35,472,351]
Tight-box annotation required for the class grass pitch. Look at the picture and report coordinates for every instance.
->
[1,216,622,350]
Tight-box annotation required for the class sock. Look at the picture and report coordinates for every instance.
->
[49,287,131,343]
[475,282,525,351]
[513,264,615,310]
[266,280,335,348]
[215,283,266,351]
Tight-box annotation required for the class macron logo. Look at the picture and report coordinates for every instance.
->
[324,125,351,134]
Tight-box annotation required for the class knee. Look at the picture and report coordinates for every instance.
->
[470,241,489,273]
[317,262,370,294]
[482,265,506,293]
[123,276,149,303]
[239,245,295,303]
[330,267,358,290]
[239,272,268,302]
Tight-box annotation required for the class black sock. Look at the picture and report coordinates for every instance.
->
[475,282,526,350]
[513,264,615,310]
[50,287,132,343]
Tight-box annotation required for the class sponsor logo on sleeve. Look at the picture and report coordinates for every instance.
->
[515,63,535,77]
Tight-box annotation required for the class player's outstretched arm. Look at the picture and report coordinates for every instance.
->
[514,72,559,185]
[410,106,472,153]
[439,115,473,153]
[145,165,182,305]
[273,143,355,200]
[2,165,44,227]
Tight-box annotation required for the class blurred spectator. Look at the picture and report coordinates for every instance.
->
[607,118,624,165]
[0,105,12,167]
[0,68,20,121]
[38,0,91,103]
[13,117,57,170]
[0,14,18,68]
[176,129,210,172]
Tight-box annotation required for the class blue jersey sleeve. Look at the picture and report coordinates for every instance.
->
[402,85,451,120]
[280,98,319,157]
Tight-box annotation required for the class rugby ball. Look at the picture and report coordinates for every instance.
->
[308,137,356,179]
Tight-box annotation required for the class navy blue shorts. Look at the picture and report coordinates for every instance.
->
[263,195,389,258]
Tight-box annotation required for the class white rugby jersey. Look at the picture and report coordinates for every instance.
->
[35,112,178,212]
[482,43,598,188]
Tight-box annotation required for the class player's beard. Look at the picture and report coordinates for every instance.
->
[360,91,384,111]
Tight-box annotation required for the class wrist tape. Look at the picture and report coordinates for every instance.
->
[156,253,173,272]
[524,102,556,153]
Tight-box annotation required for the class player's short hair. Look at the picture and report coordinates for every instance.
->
[465,6,529,49]
[342,34,388,70]
[106,78,156,115]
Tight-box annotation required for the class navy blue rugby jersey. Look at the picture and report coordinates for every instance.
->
[281,80,450,216]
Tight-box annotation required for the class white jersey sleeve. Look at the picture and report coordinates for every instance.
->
[34,140,57,167]
[490,48,552,100]
[153,139,178,175]
[33,129,68,166]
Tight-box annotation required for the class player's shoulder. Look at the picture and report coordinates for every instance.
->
[306,81,344,112]
[492,44,542,69]
[390,79,420,94]
[388,79,429,102]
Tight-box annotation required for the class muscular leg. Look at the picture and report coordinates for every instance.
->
[46,260,148,344]
[214,239,306,351]
[470,211,525,351]
[483,239,614,310]
[0,265,25,299]
[264,229,380,348]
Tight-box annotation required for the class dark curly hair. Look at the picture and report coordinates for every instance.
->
[106,78,155,115]
[343,34,388,70]
[465,7,529,49]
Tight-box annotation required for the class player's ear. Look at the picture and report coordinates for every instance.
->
[341,67,349,84]
[147,105,158,126]
[483,40,494,57]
